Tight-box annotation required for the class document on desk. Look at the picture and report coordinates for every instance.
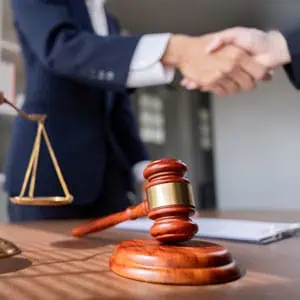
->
[115,218,300,245]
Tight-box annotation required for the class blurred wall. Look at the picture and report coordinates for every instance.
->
[0,116,14,222]
[213,69,300,210]
[106,0,300,35]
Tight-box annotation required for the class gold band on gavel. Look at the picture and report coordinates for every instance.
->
[146,182,195,209]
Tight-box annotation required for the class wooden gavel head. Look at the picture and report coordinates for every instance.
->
[143,158,198,243]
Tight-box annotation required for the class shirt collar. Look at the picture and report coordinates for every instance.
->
[86,0,106,8]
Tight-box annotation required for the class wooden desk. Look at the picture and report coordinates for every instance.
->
[0,212,299,300]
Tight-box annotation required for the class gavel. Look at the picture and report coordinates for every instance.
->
[72,158,198,243]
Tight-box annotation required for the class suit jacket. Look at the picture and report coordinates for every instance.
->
[4,0,149,205]
[283,27,300,89]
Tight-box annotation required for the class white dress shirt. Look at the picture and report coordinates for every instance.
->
[86,0,173,181]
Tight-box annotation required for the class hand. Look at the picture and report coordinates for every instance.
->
[162,34,269,95]
[206,27,291,69]
[183,43,273,96]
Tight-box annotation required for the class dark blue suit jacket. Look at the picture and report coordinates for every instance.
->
[4,0,149,206]
[283,28,300,89]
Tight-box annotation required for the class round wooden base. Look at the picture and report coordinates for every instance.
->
[109,239,242,285]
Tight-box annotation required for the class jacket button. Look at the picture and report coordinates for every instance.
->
[97,70,105,80]
[106,71,115,81]
[90,69,97,79]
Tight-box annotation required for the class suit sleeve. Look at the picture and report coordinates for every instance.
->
[12,0,141,91]
[282,28,300,89]
[110,92,150,167]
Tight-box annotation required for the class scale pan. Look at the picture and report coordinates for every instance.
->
[0,238,21,258]
[10,196,73,206]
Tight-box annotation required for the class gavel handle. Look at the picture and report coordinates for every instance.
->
[72,200,149,237]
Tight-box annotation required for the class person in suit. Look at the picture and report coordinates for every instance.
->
[5,0,269,222]
[181,26,299,92]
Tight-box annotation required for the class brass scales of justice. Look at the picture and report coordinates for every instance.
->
[0,92,73,258]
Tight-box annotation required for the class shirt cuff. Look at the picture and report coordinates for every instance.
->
[132,160,151,182]
[126,33,175,88]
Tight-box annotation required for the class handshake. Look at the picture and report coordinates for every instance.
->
[162,27,291,96]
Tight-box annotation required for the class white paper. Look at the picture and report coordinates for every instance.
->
[115,217,300,244]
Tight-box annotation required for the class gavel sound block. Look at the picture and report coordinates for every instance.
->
[72,158,242,285]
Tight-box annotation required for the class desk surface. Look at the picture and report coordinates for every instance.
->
[0,211,299,300]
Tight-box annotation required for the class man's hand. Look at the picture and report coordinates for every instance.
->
[205,27,291,69]
[162,33,269,95]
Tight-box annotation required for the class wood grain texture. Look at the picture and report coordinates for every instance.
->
[0,212,299,300]
[148,205,198,243]
[109,239,242,285]
[143,158,188,188]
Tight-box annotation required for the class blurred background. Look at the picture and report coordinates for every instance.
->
[1,0,300,221]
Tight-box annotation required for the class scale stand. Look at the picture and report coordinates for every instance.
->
[0,92,73,257]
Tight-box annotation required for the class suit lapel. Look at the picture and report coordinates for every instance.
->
[69,1,115,112]
[105,10,117,35]
[68,0,94,33]
[69,1,116,35]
